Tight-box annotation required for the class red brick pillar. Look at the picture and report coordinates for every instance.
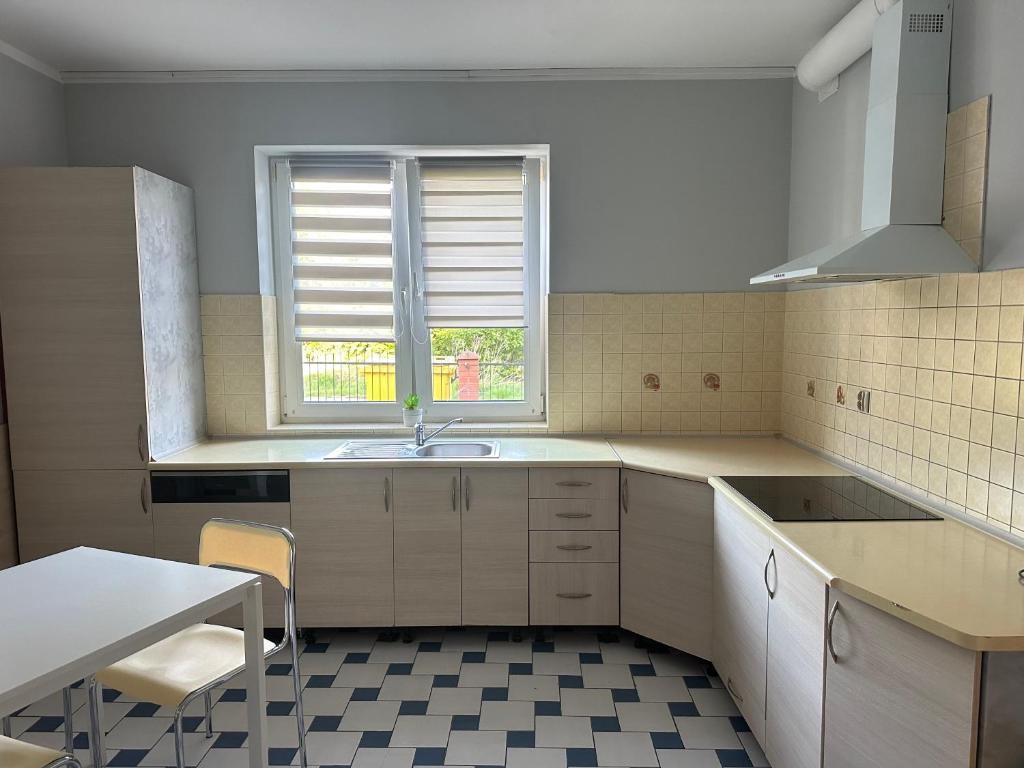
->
[457,351,480,401]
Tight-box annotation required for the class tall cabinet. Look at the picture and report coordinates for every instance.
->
[0,167,205,561]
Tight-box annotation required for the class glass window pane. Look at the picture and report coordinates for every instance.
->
[429,328,525,402]
[301,341,396,403]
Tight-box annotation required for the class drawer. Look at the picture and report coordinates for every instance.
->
[529,468,619,500]
[530,531,619,563]
[530,563,619,625]
[529,498,619,530]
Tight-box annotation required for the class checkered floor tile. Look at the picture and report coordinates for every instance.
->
[7,628,770,767]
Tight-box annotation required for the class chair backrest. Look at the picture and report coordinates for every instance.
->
[199,518,295,590]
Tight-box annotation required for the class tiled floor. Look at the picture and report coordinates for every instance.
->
[7,628,769,768]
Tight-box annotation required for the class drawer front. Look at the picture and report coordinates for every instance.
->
[529,498,619,530]
[530,563,619,625]
[529,468,619,500]
[530,531,619,563]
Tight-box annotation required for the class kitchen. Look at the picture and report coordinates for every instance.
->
[1,1,1023,767]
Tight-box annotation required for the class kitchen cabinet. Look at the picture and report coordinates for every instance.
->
[712,492,770,746]
[764,538,827,768]
[0,167,203,472]
[14,469,154,561]
[152,500,291,628]
[291,469,395,627]
[620,469,713,659]
[394,468,462,625]
[530,562,619,625]
[461,468,528,625]
[823,590,979,768]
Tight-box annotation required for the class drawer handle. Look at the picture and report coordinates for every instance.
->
[764,549,777,599]
[726,676,744,704]
[137,423,148,462]
[556,592,592,599]
[451,476,458,512]
[556,544,593,551]
[556,481,592,487]
[140,476,149,515]
[555,512,592,519]
[827,602,841,663]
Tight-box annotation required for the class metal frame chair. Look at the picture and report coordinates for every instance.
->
[87,519,306,768]
[0,733,82,768]
[2,687,76,754]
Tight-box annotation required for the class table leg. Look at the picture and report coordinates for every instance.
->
[87,676,105,768]
[243,581,267,768]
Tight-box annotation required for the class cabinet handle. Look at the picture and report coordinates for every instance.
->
[555,512,592,519]
[464,476,472,511]
[137,424,148,462]
[726,676,744,704]
[622,474,629,514]
[556,544,593,551]
[764,549,776,599]
[384,476,391,513]
[556,592,592,599]
[140,476,149,515]
[827,601,841,663]
[451,476,458,512]
[556,480,592,487]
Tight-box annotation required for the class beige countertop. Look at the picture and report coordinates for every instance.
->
[711,477,1024,652]
[609,435,841,481]
[152,436,621,470]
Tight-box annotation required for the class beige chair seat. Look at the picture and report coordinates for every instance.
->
[97,624,274,708]
[0,735,68,768]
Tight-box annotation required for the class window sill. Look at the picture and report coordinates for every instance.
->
[266,420,551,436]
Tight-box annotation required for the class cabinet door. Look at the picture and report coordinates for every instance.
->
[14,469,153,560]
[712,492,771,746]
[0,168,149,471]
[394,468,461,626]
[462,468,528,625]
[291,469,394,628]
[765,539,827,768]
[621,470,713,659]
[153,501,290,628]
[823,590,979,768]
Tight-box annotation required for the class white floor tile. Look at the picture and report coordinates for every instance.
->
[594,731,659,767]
[411,651,463,676]
[351,746,417,768]
[597,643,651,665]
[656,748,723,768]
[505,747,567,768]
[690,688,740,717]
[507,675,559,702]
[296,654,345,676]
[457,663,508,688]
[304,729,361,765]
[559,688,616,717]
[485,642,533,664]
[426,687,482,715]
[478,700,535,732]
[298,686,354,715]
[535,715,595,748]
[614,702,675,732]
[444,730,507,765]
[104,715,173,750]
[377,675,435,702]
[389,715,452,747]
[338,700,401,731]
[635,676,692,703]
[140,731,215,767]
[335,663,390,687]
[675,716,742,749]
[367,644,419,664]
[531,652,582,676]
[581,664,634,690]
[198,747,250,768]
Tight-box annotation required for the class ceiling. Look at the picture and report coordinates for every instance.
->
[0,0,856,75]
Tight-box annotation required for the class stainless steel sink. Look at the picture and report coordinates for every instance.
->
[413,441,499,458]
[324,439,499,460]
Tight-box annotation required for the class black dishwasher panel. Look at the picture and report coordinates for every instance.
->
[150,471,290,504]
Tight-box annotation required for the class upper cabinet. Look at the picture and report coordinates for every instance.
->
[0,167,204,471]
[620,469,714,659]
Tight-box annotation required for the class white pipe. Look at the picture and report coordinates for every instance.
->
[796,0,899,91]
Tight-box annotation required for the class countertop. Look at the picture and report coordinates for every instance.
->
[711,476,1024,652]
[152,436,621,470]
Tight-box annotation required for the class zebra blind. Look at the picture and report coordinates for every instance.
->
[418,160,526,328]
[289,162,395,341]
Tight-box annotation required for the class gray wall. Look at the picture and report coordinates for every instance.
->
[63,78,793,295]
[0,53,66,167]
[787,0,1024,268]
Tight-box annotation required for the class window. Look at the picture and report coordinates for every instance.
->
[271,148,547,422]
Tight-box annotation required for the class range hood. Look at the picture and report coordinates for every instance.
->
[752,0,978,286]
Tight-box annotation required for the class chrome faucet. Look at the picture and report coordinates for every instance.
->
[414,417,463,446]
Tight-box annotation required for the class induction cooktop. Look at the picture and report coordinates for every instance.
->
[719,475,942,523]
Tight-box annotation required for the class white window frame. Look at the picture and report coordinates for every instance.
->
[267,145,549,423]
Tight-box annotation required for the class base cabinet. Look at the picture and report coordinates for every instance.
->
[620,469,713,659]
[394,468,462,626]
[461,469,528,625]
[823,590,979,768]
[291,469,394,628]
[14,469,154,561]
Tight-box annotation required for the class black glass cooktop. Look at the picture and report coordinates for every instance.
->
[720,475,942,523]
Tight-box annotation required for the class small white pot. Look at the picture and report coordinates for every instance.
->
[403,408,424,427]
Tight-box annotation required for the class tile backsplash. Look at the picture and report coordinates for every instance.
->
[783,271,1024,536]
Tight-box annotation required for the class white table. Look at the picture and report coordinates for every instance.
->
[0,547,269,768]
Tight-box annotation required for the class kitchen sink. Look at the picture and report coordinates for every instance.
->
[324,440,499,460]
[413,441,499,458]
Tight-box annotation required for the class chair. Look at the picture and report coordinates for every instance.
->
[88,519,307,768]
[0,735,81,768]
[3,688,76,754]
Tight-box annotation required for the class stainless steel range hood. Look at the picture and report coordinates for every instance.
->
[752,0,978,286]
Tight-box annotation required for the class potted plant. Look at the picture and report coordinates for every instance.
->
[402,393,424,427]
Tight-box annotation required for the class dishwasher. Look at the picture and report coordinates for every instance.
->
[150,471,291,628]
